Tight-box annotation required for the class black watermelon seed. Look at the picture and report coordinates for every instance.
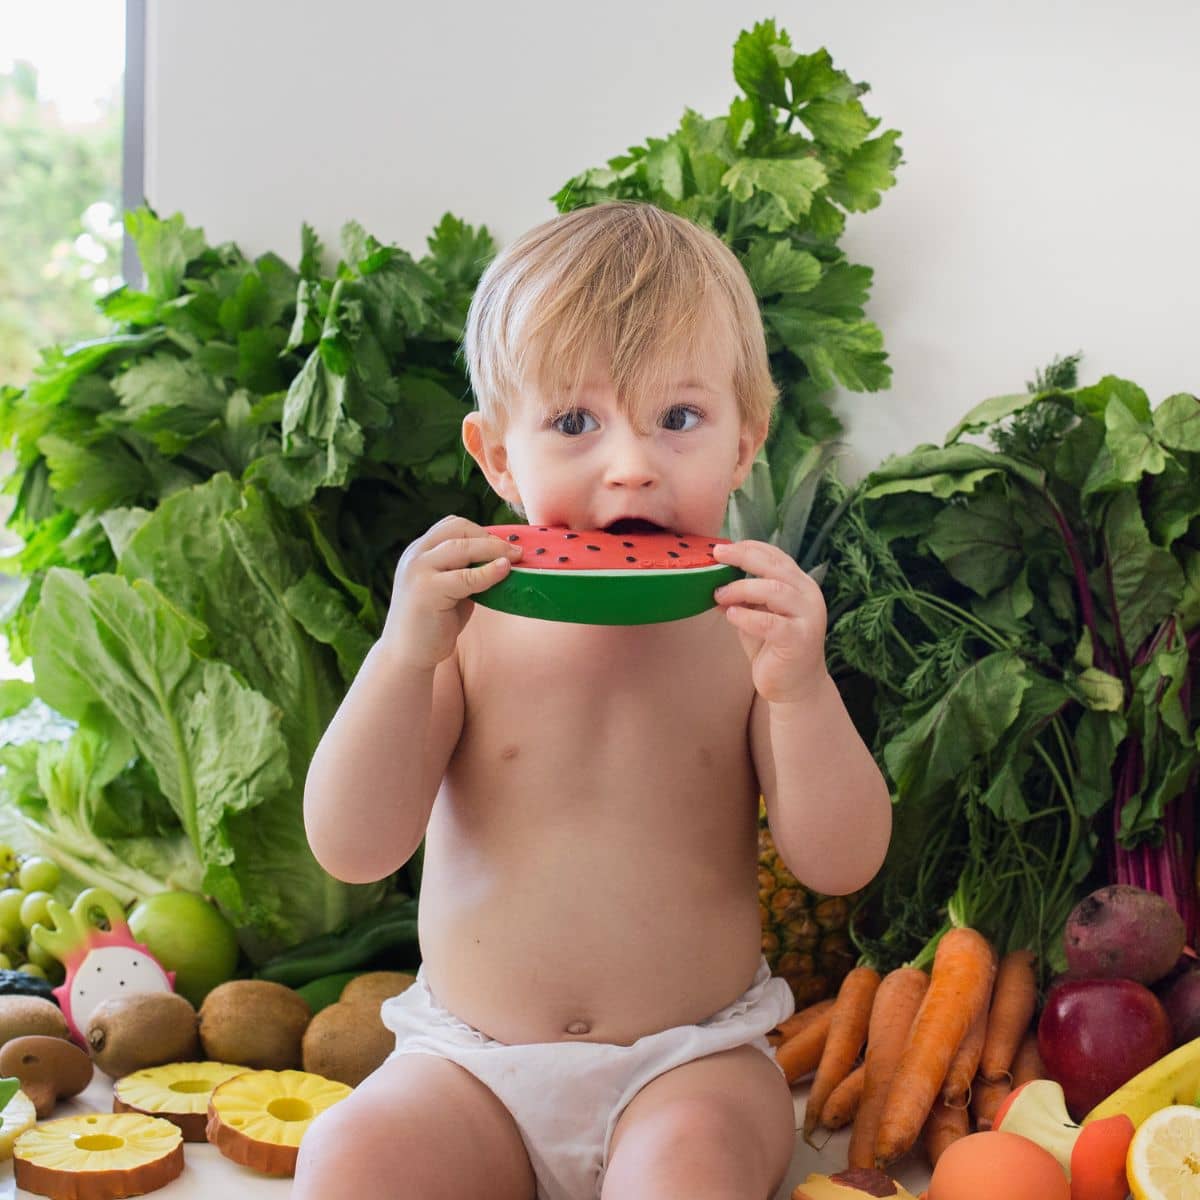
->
[564,532,579,540]
[621,541,635,548]
[679,541,690,549]
[668,551,679,559]
[557,555,570,562]
[538,527,549,531]
[534,547,546,555]
[507,534,520,542]
[625,555,637,563]
[586,544,600,551]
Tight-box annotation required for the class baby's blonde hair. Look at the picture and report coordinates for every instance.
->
[462,201,779,437]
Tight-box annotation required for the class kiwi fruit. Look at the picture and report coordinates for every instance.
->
[301,1000,394,1086]
[198,979,311,1069]
[0,995,71,1050]
[338,971,416,1012]
[86,991,200,1078]
[300,971,413,1086]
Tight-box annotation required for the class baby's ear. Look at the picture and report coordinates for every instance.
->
[462,413,518,505]
[732,416,770,490]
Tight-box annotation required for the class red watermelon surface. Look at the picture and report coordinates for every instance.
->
[476,525,742,625]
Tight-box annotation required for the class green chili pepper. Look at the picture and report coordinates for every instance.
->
[295,971,362,1013]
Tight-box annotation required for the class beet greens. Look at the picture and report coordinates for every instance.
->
[829,358,1200,975]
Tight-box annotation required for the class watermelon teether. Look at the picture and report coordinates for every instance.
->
[31,887,175,1046]
[475,524,743,625]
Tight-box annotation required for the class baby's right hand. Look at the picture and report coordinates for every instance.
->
[381,516,523,669]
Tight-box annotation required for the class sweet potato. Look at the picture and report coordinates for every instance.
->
[1062,884,1185,986]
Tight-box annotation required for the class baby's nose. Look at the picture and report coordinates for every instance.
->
[604,458,657,489]
[603,433,659,489]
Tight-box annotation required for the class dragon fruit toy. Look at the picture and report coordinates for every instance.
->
[31,888,175,1046]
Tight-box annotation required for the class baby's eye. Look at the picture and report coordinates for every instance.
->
[662,405,702,433]
[551,409,598,436]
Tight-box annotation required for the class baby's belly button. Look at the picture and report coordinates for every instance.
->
[564,1020,591,1035]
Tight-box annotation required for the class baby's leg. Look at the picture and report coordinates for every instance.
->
[293,1053,536,1200]
[601,1043,796,1200]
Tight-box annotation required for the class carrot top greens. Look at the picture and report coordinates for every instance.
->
[831,356,1200,982]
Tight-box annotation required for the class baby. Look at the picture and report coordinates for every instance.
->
[295,201,892,1200]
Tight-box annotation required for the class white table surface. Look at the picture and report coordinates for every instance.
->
[0,1074,931,1199]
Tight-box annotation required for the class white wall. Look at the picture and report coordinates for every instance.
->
[145,0,1200,480]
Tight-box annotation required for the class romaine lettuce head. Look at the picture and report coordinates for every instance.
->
[22,473,389,961]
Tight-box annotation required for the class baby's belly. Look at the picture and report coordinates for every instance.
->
[416,819,763,1046]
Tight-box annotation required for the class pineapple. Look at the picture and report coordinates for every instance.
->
[759,798,860,1007]
[13,1112,183,1200]
[206,1068,352,1176]
[725,440,863,1009]
[113,1062,247,1142]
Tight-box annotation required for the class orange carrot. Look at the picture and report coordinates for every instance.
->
[874,927,997,1166]
[847,966,930,1170]
[979,949,1038,1083]
[802,965,882,1139]
[1010,1028,1045,1086]
[772,998,835,1044]
[775,1004,833,1084]
[970,1074,1011,1130]
[820,1062,865,1130]
[940,987,989,1107]
[923,1096,970,1166]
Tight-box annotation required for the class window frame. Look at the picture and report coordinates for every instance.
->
[121,0,146,288]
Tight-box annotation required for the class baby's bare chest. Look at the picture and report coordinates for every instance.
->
[448,608,760,828]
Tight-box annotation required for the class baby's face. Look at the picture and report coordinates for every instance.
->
[466,325,764,538]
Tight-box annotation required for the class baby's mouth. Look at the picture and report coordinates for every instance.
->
[602,518,667,535]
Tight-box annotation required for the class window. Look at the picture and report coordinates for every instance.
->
[0,2,130,389]
[0,1,137,681]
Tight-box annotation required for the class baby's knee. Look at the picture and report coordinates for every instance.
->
[292,1097,400,1197]
[292,1055,535,1200]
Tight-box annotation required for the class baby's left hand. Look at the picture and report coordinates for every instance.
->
[711,541,828,704]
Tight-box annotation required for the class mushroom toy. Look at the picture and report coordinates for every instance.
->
[0,1034,94,1118]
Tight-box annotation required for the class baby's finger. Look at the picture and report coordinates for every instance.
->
[441,553,519,602]
[723,604,787,638]
[714,576,805,617]
[712,540,803,581]
[423,534,524,572]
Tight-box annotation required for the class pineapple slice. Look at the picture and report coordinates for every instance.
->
[113,1061,247,1142]
[13,1111,183,1200]
[206,1068,352,1176]
[0,1086,37,1159]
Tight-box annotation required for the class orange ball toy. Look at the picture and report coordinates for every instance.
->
[928,1131,1069,1200]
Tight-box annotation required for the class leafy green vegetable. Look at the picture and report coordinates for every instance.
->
[0,210,507,960]
[552,17,903,488]
[0,475,402,960]
[829,360,1200,977]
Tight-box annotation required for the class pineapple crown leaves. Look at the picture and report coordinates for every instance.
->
[725,437,850,582]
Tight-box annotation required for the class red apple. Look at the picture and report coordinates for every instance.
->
[1037,976,1173,1119]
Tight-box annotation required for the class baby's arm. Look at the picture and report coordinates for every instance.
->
[710,538,891,897]
[751,680,892,897]
[303,517,524,883]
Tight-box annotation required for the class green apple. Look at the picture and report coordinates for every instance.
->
[127,891,240,1007]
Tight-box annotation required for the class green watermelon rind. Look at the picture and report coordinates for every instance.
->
[476,562,744,625]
